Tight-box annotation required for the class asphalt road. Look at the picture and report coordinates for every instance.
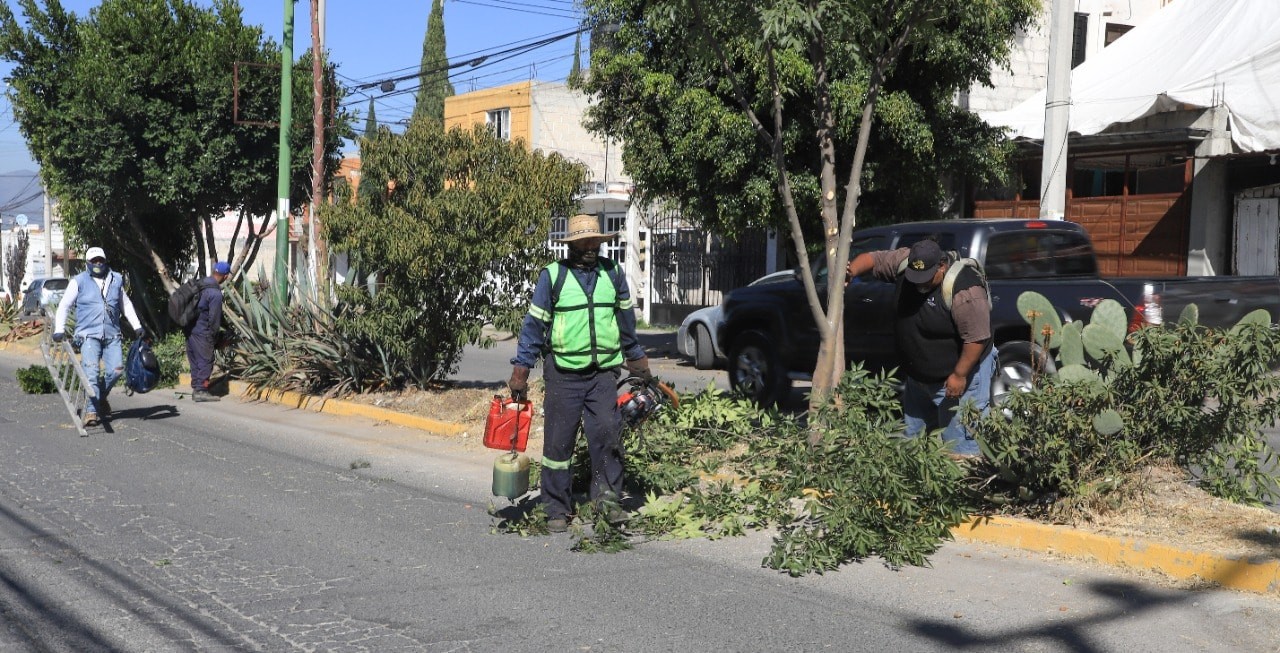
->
[1,350,1279,651]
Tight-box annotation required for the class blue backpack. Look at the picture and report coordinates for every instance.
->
[125,338,161,395]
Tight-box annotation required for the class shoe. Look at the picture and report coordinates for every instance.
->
[605,507,630,526]
[192,391,221,403]
[83,412,99,427]
[547,518,569,533]
[98,398,111,416]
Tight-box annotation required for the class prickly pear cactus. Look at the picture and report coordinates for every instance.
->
[1178,304,1199,326]
[1089,299,1127,341]
[1056,364,1102,385]
[1058,321,1084,367]
[1230,308,1273,334]
[1017,291,1062,349]
[1092,408,1125,436]
[1082,323,1130,366]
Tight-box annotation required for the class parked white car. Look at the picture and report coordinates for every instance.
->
[676,270,794,369]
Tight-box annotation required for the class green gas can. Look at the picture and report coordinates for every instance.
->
[492,452,530,499]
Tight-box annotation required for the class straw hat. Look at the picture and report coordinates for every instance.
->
[555,214,616,242]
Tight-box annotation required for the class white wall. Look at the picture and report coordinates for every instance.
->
[964,0,1171,114]
[529,82,628,187]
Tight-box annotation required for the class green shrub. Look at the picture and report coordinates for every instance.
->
[149,331,187,388]
[16,364,55,394]
[967,295,1280,509]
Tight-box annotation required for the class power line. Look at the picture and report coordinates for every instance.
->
[452,0,580,19]
[339,27,583,92]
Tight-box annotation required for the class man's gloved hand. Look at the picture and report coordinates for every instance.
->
[508,366,530,403]
[52,332,64,343]
[626,356,654,384]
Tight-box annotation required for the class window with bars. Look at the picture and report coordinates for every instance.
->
[486,108,511,140]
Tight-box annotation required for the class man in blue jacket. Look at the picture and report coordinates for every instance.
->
[186,261,229,402]
[53,246,146,426]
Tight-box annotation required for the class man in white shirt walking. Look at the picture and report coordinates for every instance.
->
[53,246,146,426]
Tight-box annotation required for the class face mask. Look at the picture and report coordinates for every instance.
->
[567,244,599,269]
[89,262,108,278]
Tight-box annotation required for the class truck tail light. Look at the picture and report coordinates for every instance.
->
[1129,283,1163,332]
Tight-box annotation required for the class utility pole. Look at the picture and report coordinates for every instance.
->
[308,0,325,298]
[1040,0,1073,220]
[42,182,52,277]
[275,0,295,305]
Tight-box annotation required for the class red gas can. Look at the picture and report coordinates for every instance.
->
[483,397,533,452]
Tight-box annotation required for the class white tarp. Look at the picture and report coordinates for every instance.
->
[982,0,1280,153]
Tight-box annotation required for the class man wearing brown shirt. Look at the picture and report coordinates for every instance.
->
[845,239,994,456]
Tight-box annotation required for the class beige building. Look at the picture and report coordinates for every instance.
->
[444,80,626,190]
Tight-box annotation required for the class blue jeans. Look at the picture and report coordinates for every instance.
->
[902,347,997,455]
[80,334,124,414]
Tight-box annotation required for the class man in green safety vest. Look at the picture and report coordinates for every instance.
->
[508,213,652,533]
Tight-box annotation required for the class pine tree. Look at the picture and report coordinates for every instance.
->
[567,33,583,88]
[412,0,453,126]
[364,97,378,137]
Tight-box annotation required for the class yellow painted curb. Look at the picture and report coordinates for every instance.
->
[179,374,467,437]
[952,515,1280,595]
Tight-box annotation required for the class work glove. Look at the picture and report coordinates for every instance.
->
[52,332,64,343]
[72,336,83,353]
[626,356,654,385]
[508,366,530,403]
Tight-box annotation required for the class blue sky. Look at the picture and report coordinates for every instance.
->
[0,0,589,172]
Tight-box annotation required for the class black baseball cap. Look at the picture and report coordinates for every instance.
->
[904,240,943,284]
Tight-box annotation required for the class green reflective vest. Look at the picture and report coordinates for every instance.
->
[547,261,623,370]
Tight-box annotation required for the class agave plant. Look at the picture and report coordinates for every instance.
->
[221,272,399,397]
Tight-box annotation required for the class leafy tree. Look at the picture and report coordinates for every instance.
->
[364,97,378,137]
[0,0,348,302]
[567,32,583,88]
[322,122,586,385]
[580,0,1037,413]
[4,228,29,298]
[412,0,453,126]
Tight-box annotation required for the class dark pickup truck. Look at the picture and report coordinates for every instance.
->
[718,218,1280,406]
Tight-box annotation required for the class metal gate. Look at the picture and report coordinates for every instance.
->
[645,206,767,326]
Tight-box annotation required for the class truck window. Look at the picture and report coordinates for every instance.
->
[813,234,890,286]
[985,231,1098,279]
[896,233,956,253]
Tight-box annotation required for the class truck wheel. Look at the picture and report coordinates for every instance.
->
[693,324,715,370]
[993,341,1055,408]
[727,330,791,407]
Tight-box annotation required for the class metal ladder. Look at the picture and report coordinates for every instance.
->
[39,322,99,437]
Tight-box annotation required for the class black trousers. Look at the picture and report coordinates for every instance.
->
[539,363,623,520]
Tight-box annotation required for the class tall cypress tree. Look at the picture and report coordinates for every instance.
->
[364,97,378,137]
[412,0,453,126]
[567,33,583,88]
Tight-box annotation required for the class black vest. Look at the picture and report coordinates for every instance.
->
[894,264,986,383]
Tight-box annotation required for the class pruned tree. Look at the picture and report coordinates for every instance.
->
[581,0,1037,415]
[4,228,29,299]
[0,0,348,299]
[322,122,586,385]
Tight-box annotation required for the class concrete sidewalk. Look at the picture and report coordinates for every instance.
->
[4,336,1277,597]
